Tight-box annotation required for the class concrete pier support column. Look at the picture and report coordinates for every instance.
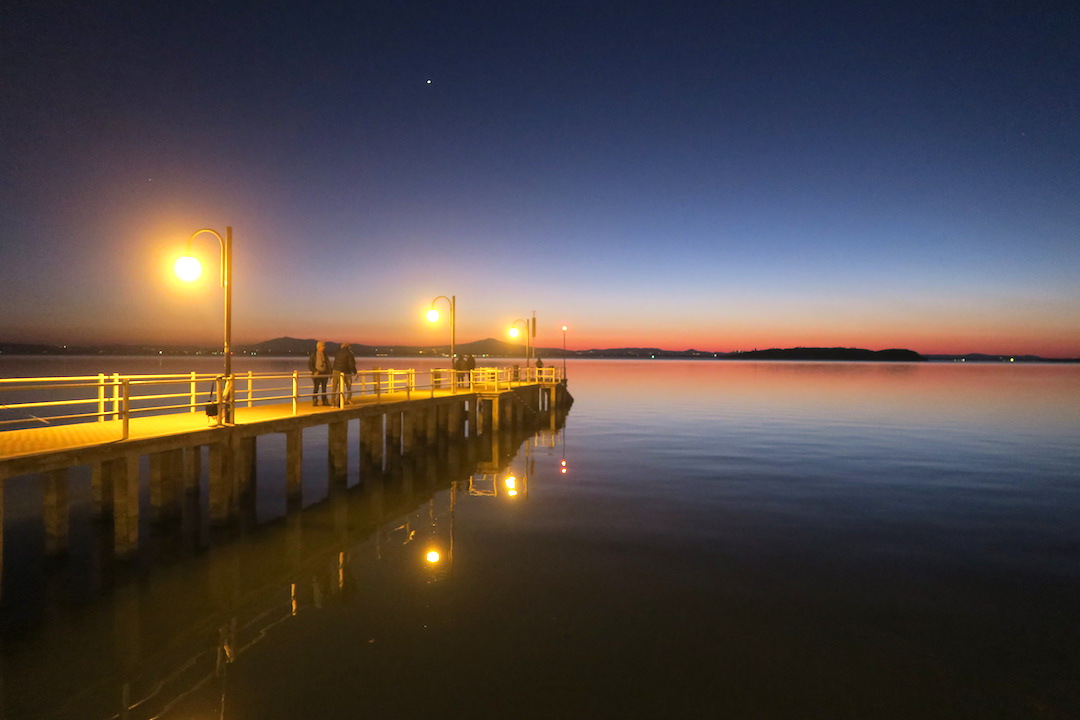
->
[401,410,415,454]
[491,397,501,433]
[208,439,235,526]
[358,415,377,467]
[44,468,70,556]
[0,476,5,599]
[426,405,439,444]
[362,414,384,468]
[467,399,478,437]
[417,408,429,446]
[387,411,403,457]
[412,407,427,448]
[182,447,201,494]
[328,421,348,487]
[286,428,303,509]
[149,449,183,523]
[437,403,449,435]
[449,401,464,438]
[105,454,140,557]
[91,461,113,520]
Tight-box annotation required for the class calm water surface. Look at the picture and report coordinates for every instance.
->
[1,358,1078,719]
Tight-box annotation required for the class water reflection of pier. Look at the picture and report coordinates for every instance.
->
[0,399,571,720]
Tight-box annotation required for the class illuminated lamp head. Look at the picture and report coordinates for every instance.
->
[174,255,202,282]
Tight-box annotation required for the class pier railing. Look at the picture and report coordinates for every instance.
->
[0,365,564,433]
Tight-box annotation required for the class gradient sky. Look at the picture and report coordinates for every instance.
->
[2,1,1078,356]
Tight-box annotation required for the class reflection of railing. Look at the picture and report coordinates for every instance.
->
[0,366,565,432]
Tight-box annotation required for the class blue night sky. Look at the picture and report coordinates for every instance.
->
[2,1,1078,356]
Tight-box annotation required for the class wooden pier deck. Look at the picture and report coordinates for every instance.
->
[0,387,463,469]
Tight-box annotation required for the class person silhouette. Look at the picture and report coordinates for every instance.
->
[309,341,332,406]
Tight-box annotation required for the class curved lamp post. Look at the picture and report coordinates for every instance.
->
[426,295,456,391]
[508,318,530,371]
[561,324,568,377]
[174,226,233,422]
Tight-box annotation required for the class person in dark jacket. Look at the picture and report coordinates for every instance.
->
[309,341,332,406]
[454,354,466,386]
[333,342,357,404]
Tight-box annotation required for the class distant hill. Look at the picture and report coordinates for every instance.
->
[725,347,925,362]
[1,339,1075,362]
[240,337,532,358]
[923,353,1079,363]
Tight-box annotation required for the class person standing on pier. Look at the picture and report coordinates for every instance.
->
[334,342,357,405]
[309,341,332,406]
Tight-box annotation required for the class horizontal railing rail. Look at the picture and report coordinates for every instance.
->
[0,366,564,434]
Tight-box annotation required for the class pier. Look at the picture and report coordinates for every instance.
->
[0,366,573,585]
[0,380,571,720]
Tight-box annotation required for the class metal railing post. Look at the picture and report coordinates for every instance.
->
[292,371,299,415]
[216,376,225,427]
[121,378,130,440]
[97,373,105,421]
[190,371,197,412]
[247,371,254,407]
[112,372,121,420]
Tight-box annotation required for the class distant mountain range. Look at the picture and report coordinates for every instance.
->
[0,338,1076,362]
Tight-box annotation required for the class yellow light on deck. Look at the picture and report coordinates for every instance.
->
[174,255,202,282]
[505,476,516,489]
[426,550,441,563]
[426,308,440,323]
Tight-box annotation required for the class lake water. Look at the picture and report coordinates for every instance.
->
[1,358,1079,718]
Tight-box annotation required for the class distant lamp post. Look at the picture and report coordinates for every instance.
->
[561,325,568,376]
[427,295,456,391]
[175,226,233,423]
[508,319,531,370]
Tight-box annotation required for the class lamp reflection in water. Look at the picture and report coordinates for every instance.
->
[174,225,234,423]
[422,483,456,583]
